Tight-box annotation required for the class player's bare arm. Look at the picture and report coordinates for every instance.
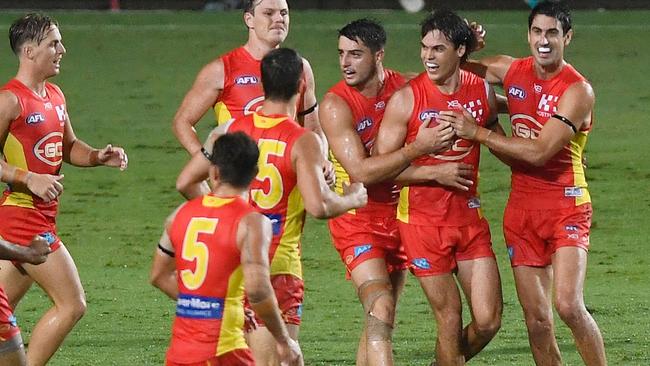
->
[463,55,514,84]
[320,92,452,185]
[172,58,225,155]
[176,124,228,199]
[447,80,594,167]
[395,163,475,191]
[239,212,303,366]
[62,116,128,169]
[150,209,182,300]
[293,131,367,219]
[0,235,50,265]
[0,90,64,201]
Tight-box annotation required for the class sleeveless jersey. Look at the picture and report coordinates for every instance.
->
[214,47,305,125]
[227,112,308,279]
[503,56,592,209]
[1,79,67,218]
[167,194,255,363]
[398,71,491,226]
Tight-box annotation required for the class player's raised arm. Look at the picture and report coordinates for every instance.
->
[293,131,367,219]
[448,80,594,167]
[463,55,514,85]
[172,59,225,155]
[239,212,303,366]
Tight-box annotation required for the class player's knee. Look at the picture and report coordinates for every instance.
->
[63,296,87,321]
[366,312,393,343]
[554,297,585,326]
[473,314,501,339]
[357,279,393,317]
[524,313,553,338]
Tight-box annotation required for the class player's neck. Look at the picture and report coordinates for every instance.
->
[244,38,280,60]
[534,59,566,80]
[261,97,296,118]
[356,64,385,98]
[15,68,47,98]
[432,68,461,95]
[211,185,246,199]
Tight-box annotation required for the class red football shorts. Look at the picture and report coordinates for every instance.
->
[398,218,494,277]
[0,205,62,252]
[504,203,592,267]
[246,274,304,327]
[166,348,254,366]
[0,287,20,343]
[329,213,407,279]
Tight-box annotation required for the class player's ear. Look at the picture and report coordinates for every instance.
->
[22,43,35,60]
[375,48,385,64]
[244,11,255,29]
[456,44,466,59]
[564,29,573,46]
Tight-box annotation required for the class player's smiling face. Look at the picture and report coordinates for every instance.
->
[528,14,572,68]
[28,25,66,78]
[246,0,290,46]
[338,36,381,88]
[420,30,464,85]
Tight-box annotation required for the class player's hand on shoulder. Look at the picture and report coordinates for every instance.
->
[27,172,64,202]
[432,163,474,191]
[414,116,455,155]
[276,338,303,366]
[342,181,367,208]
[98,144,129,171]
[23,235,52,265]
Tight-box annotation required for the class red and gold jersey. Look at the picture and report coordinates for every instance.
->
[167,194,255,363]
[0,79,67,218]
[214,47,305,125]
[398,71,491,226]
[327,68,406,218]
[227,112,307,279]
[503,57,592,209]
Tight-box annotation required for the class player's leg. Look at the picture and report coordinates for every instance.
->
[513,265,561,366]
[418,274,464,366]
[18,245,86,366]
[0,260,34,309]
[351,258,403,366]
[552,247,606,366]
[456,257,502,361]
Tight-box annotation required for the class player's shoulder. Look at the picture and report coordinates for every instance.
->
[0,89,21,119]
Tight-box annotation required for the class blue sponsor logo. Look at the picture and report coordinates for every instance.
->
[565,225,579,232]
[39,232,56,245]
[264,213,282,236]
[235,75,259,85]
[468,197,481,209]
[508,86,527,100]
[176,294,224,320]
[26,112,45,124]
[353,244,372,258]
[507,246,514,259]
[356,118,373,132]
[412,258,431,270]
[419,109,439,122]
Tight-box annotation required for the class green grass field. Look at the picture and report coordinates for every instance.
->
[0,8,649,365]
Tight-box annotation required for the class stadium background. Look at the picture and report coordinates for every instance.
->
[0,2,648,365]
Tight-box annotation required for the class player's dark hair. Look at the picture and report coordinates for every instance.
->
[338,18,386,54]
[243,0,260,14]
[261,47,303,102]
[9,13,58,55]
[210,132,259,189]
[420,9,477,63]
[528,0,572,35]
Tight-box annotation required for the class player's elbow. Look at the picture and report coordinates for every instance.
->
[304,201,329,219]
[149,269,165,289]
[175,175,193,198]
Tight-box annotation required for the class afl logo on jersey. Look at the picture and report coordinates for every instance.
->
[26,112,46,124]
[235,75,259,85]
[356,118,373,132]
[33,132,63,166]
[419,110,439,122]
[508,86,527,100]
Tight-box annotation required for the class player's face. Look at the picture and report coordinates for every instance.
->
[338,36,381,88]
[420,30,464,85]
[30,25,66,78]
[528,14,572,68]
[246,0,290,46]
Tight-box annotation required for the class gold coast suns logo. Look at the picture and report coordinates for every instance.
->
[243,96,265,115]
[33,132,63,166]
[511,113,543,140]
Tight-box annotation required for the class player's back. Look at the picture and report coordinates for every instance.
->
[227,112,308,279]
[503,56,592,209]
[399,70,491,226]
[166,194,254,363]
[0,79,67,217]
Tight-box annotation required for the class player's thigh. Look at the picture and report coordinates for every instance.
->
[350,258,391,290]
[457,257,502,319]
[551,246,588,306]
[0,262,33,308]
[512,265,553,317]
[21,245,85,306]
[417,273,461,313]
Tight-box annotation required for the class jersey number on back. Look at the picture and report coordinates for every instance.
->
[180,217,219,290]
[251,139,286,210]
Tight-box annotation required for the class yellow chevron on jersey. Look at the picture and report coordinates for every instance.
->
[329,150,355,215]
[397,186,410,223]
[215,265,247,356]
[2,132,34,209]
[214,102,233,126]
[570,130,591,206]
[253,113,287,129]
[270,184,304,279]
[202,195,235,208]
